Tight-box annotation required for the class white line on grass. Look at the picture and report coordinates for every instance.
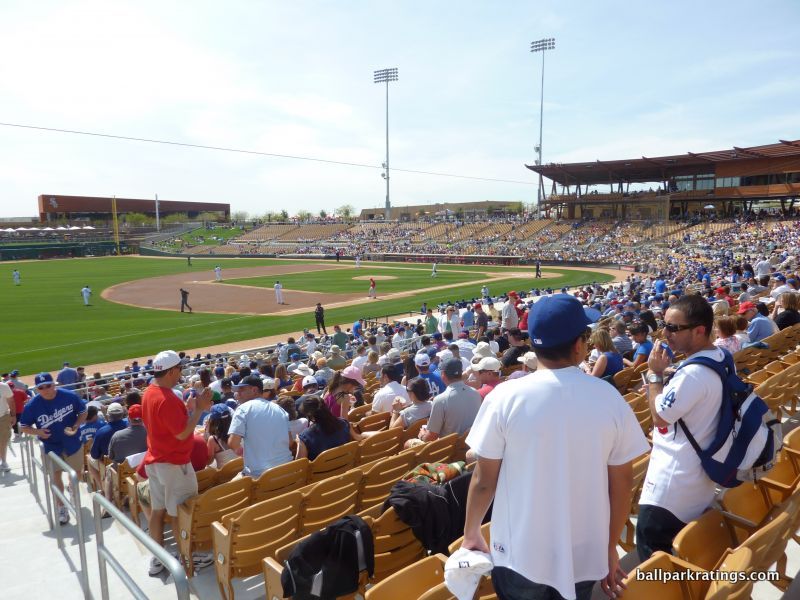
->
[1,314,258,358]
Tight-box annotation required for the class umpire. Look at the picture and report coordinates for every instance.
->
[314,302,327,335]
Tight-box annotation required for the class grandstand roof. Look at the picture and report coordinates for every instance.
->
[526,139,800,186]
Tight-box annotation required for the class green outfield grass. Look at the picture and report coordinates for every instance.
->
[0,256,613,374]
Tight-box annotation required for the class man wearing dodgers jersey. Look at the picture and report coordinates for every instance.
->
[20,372,87,526]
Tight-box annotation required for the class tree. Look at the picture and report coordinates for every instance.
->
[280,209,289,221]
[231,211,249,223]
[319,209,327,219]
[296,210,312,222]
[162,212,189,224]
[123,212,153,226]
[335,204,355,220]
[198,211,223,224]
[263,211,279,222]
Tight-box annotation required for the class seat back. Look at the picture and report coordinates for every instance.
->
[110,460,137,509]
[214,456,244,485]
[399,419,428,446]
[371,507,427,584]
[212,490,304,600]
[704,545,754,599]
[622,551,695,599]
[415,432,458,464]
[252,458,310,503]
[300,469,363,535]
[348,403,373,423]
[717,483,773,542]
[735,510,788,572]
[176,477,253,576]
[195,466,217,494]
[356,428,402,465]
[357,411,391,433]
[673,509,736,571]
[358,453,415,511]
[309,441,359,482]
[365,555,446,600]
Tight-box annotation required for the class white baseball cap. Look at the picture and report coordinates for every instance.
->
[302,375,318,388]
[413,353,431,367]
[474,357,502,372]
[444,548,493,600]
[153,350,181,371]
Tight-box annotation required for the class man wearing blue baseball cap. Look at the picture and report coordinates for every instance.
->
[19,372,88,525]
[461,295,649,600]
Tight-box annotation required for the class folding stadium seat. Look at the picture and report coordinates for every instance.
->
[448,521,491,555]
[308,441,359,482]
[300,469,364,535]
[613,367,635,393]
[108,459,136,509]
[413,432,459,464]
[195,466,218,494]
[213,456,244,485]
[357,453,416,511]
[355,428,402,465]
[399,418,428,446]
[620,452,650,552]
[622,548,754,599]
[176,476,253,576]
[348,402,373,423]
[356,412,391,433]
[212,490,304,600]
[251,458,310,503]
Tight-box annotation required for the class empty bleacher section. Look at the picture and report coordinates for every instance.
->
[237,223,300,242]
[276,223,351,242]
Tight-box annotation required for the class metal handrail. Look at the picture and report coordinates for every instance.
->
[25,437,54,528]
[47,450,90,599]
[93,493,190,600]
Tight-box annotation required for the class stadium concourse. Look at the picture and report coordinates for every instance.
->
[6,215,800,598]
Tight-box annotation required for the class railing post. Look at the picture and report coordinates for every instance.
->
[40,444,54,529]
[92,493,190,600]
[47,451,91,599]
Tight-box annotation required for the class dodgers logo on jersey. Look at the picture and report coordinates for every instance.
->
[659,389,676,410]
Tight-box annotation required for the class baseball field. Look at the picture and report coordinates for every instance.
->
[1,256,617,374]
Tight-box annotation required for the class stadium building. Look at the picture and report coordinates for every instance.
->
[38,195,230,223]
[359,200,524,221]
[527,139,800,221]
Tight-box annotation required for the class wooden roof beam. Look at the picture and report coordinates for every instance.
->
[687,152,715,162]
[779,139,800,148]
[733,146,766,158]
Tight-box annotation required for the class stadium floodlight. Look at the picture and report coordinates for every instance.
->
[374,68,398,220]
[530,38,555,215]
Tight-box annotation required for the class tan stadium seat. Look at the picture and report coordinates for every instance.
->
[448,521,491,555]
[622,548,753,599]
[358,453,416,510]
[356,411,391,433]
[108,459,136,509]
[399,418,428,446]
[348,403,373,423]
[176,476,253,576]
[212,490,303,600]
[214,456,244,485]
[125,476,143,528]
[195,466,218,494]
[356,428,402,465]
[620,452,650,551]
[613,367,635,393]
[371,507,429,586]
[414,432,459,464]
[300,469,363,535]
[365,555,446,600]
[252,457,310,503]
[308,441,359,482]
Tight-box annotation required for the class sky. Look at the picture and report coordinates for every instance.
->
[0,0,798,219]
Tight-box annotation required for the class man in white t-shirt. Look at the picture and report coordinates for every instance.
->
[754,256,772,278]
[637,294,723,561]
[370,364,409,414]
[461,295,649,600]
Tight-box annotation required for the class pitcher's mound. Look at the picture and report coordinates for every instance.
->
[352,275,397,280]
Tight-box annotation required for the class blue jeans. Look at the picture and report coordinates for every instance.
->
[491,567,595,600]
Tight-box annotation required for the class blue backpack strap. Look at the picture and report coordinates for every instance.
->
[674,352,732,457]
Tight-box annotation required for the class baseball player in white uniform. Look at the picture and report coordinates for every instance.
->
[81,285,92,306]
[431,262,438,278]
[355,255,361,268]
[214,265,222,282]
[274,281,285,304]
[12,270,20,285]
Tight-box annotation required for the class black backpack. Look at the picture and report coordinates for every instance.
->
[281,515,374,599]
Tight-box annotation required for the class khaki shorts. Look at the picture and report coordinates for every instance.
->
[144,462,198,516]
[0,414,11,447]
[56,447,85,474]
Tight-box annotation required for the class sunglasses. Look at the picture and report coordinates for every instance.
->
[664,322,698,333]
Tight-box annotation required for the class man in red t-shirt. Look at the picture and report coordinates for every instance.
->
[141,350,211,576]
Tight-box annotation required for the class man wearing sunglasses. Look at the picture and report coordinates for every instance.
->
[19,372,87,525]
[637,294,723,562]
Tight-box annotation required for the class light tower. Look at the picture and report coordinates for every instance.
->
[374,67,398,220]
[530,38,555,214]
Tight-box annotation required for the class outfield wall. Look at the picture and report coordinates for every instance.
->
[0,241,129,261]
